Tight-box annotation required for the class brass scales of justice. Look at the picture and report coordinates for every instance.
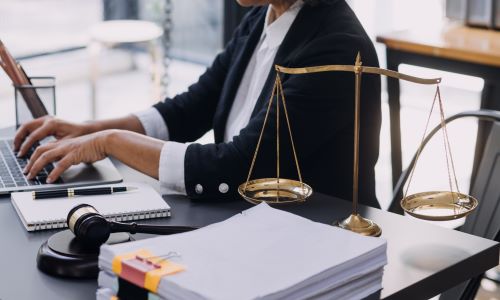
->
[237,53,478,237]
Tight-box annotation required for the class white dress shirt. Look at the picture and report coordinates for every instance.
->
[135,1,303,195]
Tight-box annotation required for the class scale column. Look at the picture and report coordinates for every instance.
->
[337,53,382,237]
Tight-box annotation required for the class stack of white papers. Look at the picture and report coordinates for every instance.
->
[98,203,387,300]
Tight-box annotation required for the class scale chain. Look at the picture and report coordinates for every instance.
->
[403,87,439,199]
[244,76,278,191]
[276,74,305,198]
[403,85,462,209]
[436,87,462,214]
[276,73,280,202]
[437,87,461,195]
[243,72,306,202]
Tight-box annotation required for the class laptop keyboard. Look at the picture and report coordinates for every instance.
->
[0,139,62,189]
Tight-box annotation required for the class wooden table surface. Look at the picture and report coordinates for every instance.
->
[377,23,500,67]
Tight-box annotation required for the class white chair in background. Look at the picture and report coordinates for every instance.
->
[88,20,163,119]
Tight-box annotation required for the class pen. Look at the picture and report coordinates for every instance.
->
[32,186,137,200]
[0,39,25,85]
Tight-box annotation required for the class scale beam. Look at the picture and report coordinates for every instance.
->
[275,65,441,85]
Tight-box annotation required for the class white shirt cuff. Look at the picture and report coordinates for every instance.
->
[159,141,188,195]
[134,108,169,141]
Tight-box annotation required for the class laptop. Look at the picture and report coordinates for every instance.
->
[0,101,122,196]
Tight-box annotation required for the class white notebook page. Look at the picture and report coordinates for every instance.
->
[11,182,170,231]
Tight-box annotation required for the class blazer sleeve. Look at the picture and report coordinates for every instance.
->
[152,9,258,143]
[183,32,380,201]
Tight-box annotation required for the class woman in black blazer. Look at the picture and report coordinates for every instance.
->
[16,0,381,208]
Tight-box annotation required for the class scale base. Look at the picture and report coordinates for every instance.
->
[36,229,131,279]
[337,214,382,237]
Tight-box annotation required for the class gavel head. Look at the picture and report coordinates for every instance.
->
[67,204,111,246]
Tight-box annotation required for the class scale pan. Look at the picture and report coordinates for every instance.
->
[238,178,312,205]
[401,191,478,221]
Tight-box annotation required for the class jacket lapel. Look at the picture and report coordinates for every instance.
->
[213,8,266,143]
[250,3,331,118]
[213,2,333,142]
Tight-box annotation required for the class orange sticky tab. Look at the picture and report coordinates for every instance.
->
[111,296,119,300]
[144,260,185,293]
[112,249,153,275]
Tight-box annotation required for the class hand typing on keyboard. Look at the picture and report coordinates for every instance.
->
[23,132,109,183]
[14,116,94,157]
[13,116,102,183]
[14,115,163,183]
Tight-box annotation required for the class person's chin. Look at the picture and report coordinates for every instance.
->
[236,0,269,7]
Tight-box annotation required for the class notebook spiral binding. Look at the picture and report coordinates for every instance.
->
[32,210,170,231]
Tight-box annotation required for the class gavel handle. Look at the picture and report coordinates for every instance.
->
[110,222,198,235]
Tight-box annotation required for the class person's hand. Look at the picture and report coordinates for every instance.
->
[23,131,109,183]
[14,116,95,157]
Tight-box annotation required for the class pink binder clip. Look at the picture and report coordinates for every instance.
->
[120,255,160,287]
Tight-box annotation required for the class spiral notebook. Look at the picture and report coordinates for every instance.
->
[10,182,170,232]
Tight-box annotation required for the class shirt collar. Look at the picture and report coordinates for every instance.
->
[261,0,304,50]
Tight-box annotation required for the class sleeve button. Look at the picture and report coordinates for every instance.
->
[195,184,203,194]
[219,183,229,194]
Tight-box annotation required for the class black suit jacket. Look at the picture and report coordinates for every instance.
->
[153,0,382,208]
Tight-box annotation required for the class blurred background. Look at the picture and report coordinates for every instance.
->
[0,0,497,298]
[0,0,483,210]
